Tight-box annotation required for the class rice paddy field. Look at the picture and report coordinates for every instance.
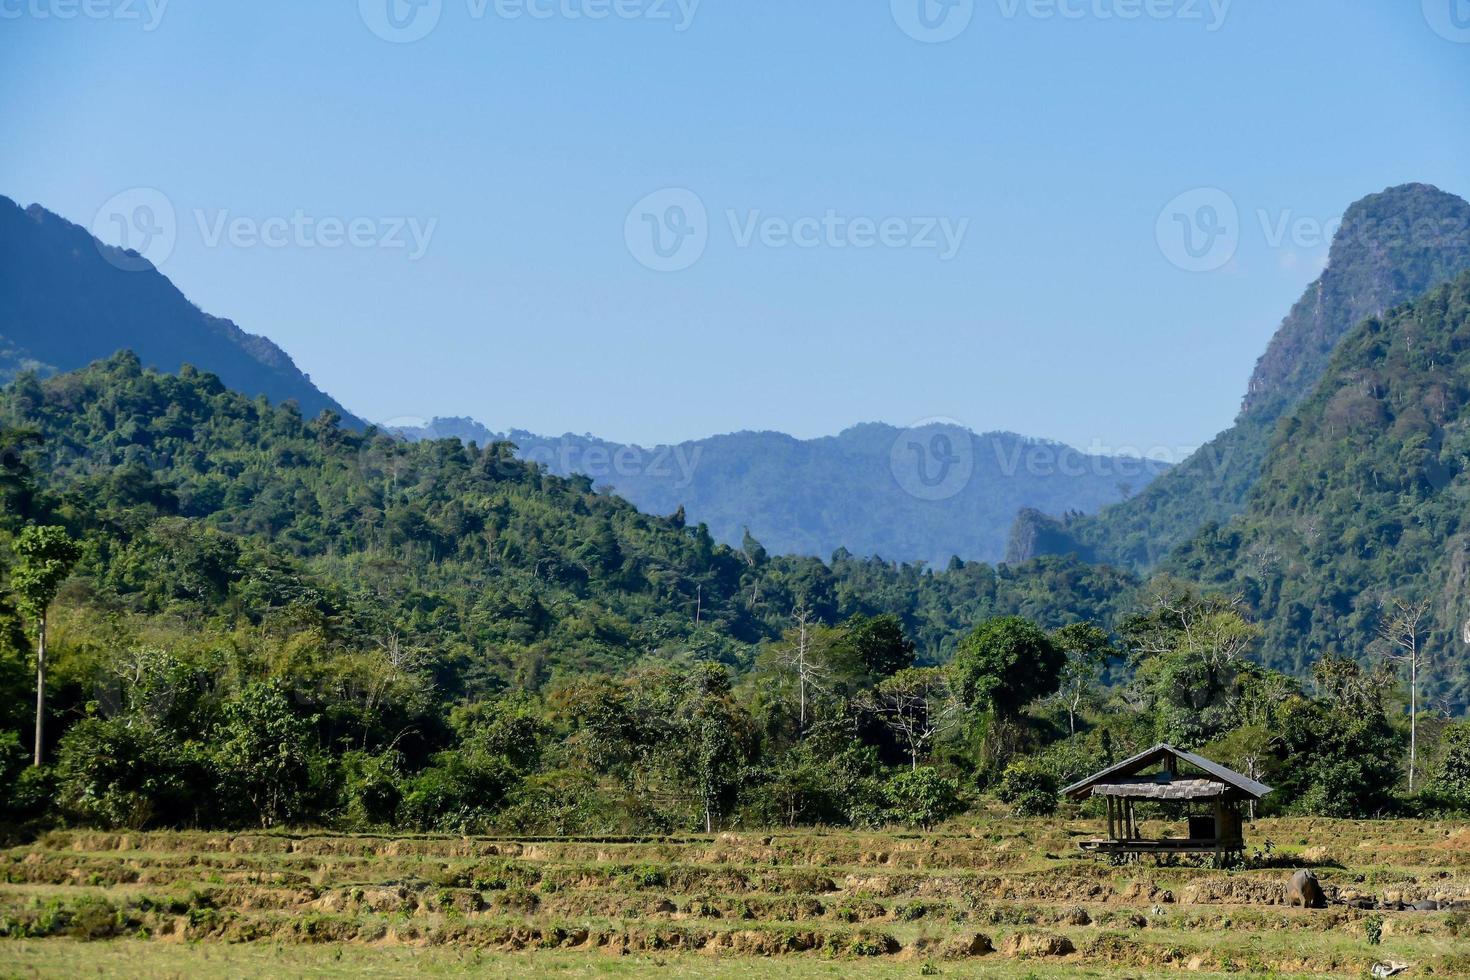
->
[1,817,1468,979]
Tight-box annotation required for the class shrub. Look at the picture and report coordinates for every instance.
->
[336,750,403,828]
[55,718,202,829]
[0,730,35,824]
[995,762,1058,817]
[211,682,317,828]
[398,751,515,833]
[1419,723,1470,815]
[882,767,963,829]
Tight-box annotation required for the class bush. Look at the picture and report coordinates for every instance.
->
[1420,723,1470,815]
[0,730,29,819]
[398,751,515,833]
[55,718,203,829]
[211,682,317,828]
[995,762,1058,817]
[336,750,403,828]
[882,767,962,829]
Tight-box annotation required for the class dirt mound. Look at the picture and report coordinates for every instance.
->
[1002,931,1075,957]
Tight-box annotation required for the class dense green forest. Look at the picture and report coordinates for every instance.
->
[1170,271,1470,709]
[1011,183,1470,571]
[1,353,1467,835]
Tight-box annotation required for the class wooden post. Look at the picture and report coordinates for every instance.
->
[1106,797,1115,840]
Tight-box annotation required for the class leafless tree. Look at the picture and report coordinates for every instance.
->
[862,668,964,771]
[1377,597,1433,790]
[777,605,829,735]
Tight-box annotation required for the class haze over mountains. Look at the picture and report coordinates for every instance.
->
[0,193,1170,568]
[390,420,1170,568]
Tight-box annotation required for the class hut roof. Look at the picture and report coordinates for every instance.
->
[1089,777,1229,800]
[1061,743,1273,802]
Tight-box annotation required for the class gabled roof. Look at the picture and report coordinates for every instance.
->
[1061,743,1273,801]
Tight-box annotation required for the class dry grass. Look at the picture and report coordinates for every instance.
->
[1,817,1467,978]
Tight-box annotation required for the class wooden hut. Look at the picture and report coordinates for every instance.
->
[1061,744,1272,861]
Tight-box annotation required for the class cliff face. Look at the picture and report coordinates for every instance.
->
[1009,183,1470,570]
[1241,184,1470,421]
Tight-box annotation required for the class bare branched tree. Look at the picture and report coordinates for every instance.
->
[861,668,964,770]
[777,605,829,735]
[1377,597,1433,790]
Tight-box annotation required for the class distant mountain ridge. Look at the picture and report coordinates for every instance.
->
[392,417,1171,567]
[1008,183,1470,570]
[0,195,361,426]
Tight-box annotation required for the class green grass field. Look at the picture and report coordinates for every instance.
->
[1,817,1467,978]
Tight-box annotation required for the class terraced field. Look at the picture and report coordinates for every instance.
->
[1,818,1468,978]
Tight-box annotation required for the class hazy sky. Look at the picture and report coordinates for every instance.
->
[3,1,1468,458]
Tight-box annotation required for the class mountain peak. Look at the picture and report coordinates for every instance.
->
[0,195,364,426]
[1241,183,1470,419]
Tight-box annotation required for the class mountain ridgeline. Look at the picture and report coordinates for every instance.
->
[1009,184,1470,570]
[393,420,1170,567]
[0,195,361,426]
[0,353,1140,693]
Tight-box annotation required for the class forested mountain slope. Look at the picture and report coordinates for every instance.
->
[0,354,1139,696]
[1169,272,1470,710]
[0,196,360,426]
[394,419,1169,567]
[1010,184,1470,570]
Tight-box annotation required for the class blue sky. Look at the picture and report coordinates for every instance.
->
[2,1,1468,458]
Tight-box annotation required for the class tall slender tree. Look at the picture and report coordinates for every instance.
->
[1377,597,1432,790]
[777,605,829,735]
[11,525,81,765]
